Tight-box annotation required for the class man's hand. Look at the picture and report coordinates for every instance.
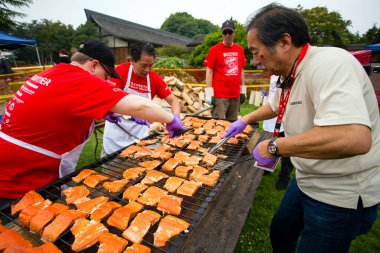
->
[103,113,121,124]
[131,116,150,127]
[205,87,215,106]
[240,85,247,104]
[223,119,247,138]
[252,140,278,167]
[166,114,183,138]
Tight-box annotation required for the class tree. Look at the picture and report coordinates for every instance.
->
[0,0,32,33]
[362,25,380,44]
[71,21,100,49]
[161,12,218,38]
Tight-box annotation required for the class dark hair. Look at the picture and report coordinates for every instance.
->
[130,42,156,61]
[246,3,310,48]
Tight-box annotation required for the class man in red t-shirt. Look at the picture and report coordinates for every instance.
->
[204,20,247,120]
[102,42,181,155]
[0,40,182,205]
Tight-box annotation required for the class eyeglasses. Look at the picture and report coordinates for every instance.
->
[99,62,112,80]
[222,30,234,35]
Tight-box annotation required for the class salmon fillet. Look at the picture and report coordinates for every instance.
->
[19,199,52,227]
[71,169,97,183]
[162,158,182,172]
[0,228,32,250]
[41,209,87,242]
[202,153,218,167]
[174,166,193,179]
[157,195,183,216]
[70,218,108,252]
[76,196,109,214]
[11,190,44,216]
[62,186,90,204]
[29,203,69,234]
[103,179,130,192]
[227,137,239,145]
[122,167,146,180]
[122,210,161,244]
[153,215,190,247]
[163,177,185,193]
[192,122,204,128]
[196,170,221,187]
[83,174,109,188]
[140,170,169,185]
[209,136,221,144]
[123,243,151,253]
[151,149,173,160]
[90,201,122,222]
[98,232,128,253]
[122,183,149,201]
[193,128,204,135]
[173,151,191,161]
[205,129,218,136]
[184,156,202,167]
[138,160,161,170]
[236,133,248,139]
[186,140,201,150]
[107,201,143,230]
[243,125,253,134]
[133,147,154,159]
[177,180,201,197]
[137,186,168,206]
[119,145,140,158]
[136,139,158,146]
[189,165,209,181]
[2,242,63,253]
[197,135,208,142]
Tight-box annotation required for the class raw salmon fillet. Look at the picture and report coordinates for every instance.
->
[62,186,90,204]
[123,243,151,253]
[41,209,87,242]
[103,179,130,192]
[11,190,44,215]
[122,167,146,180]
[175,166,193,179]
[107,201,143,230]
[83,174,109,188]
[0,228,32,250]
[201,153,218,167]
[153,215,190,247]
[29,203,69,234]
[163,177,185,193]
[183,156,202,167]
[177,180,201,197]
[122,183,149,201]
[119,145,140,158]
[90,201,122,222]
[122,210,161,244]
[189,165,209,181]
[19,199,52,227]
[70,218,108,252]
[98,232,128,253]
[140,170,169,185]
[71,169,97,183]
[157,195,183,216]
[76,196,109,214]
[138,160,161,170]
[162,158,182,172]
[137,186,168,206]
[196,170,222,187]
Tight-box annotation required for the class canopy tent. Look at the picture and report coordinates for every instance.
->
[0,32,41,66]
[366,43,380,52]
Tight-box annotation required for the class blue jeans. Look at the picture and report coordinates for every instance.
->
[270,177,379,253]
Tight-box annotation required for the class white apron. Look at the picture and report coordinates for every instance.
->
[103,66,151,154]
[0,121,95,178]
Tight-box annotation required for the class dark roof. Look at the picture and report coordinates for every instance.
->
[187,34,206,47]
[85,9,193,47]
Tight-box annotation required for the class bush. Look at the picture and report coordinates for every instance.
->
[154,57,184,69]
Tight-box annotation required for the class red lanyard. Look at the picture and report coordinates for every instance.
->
[273,43,310,138]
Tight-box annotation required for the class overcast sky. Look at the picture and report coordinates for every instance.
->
[13,0,379,35]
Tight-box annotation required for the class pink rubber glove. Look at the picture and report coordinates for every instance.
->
[131,116,150,128]
[103,113,121,123]
[223,119,247,138]
[253,145,278,167]
[166,115,183,138]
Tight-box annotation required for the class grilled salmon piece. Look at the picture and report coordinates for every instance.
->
[153,215,190,247]
[90,201,122,222]
[0,227,32,250]
[11,190,44,216]
[70,218,108,252]
[197,135,208,142]
[83,174,109,188]
[122,183,149,201]
[122,167,146,180]
[157,195,183,216]
[107,201,143,230]
[2,242,62,253]
[193,128,204,135]
[123,243,151,253]
[243,124,253,134]
[122,210,161,244]
[189,165,209,181]
[184,156,202,167]
[227,137,239,145]
[209,136,221,144]
[103,179,130,192]
[173,151,191,160]
[119,145,140,158]
[186,140,201,150]
[76,196,109,214]
[196,170,222,187]
[163,177,185,193]
[98,232,128,253]
[192,122,204,128]
[138,160,161,170]
[137,186,168,206]
[19,199,52,227]
[29,203,69,234]
[41,209,87,242]
[162,158,182,172]
[177,180,201,197]
[236,133,248,139]
[151,149,173,160]
[72,169,97,183]
[174,166,193,179]
[62,186,90,204]
[202,153,218,167]
[133,147,154,159]
[205,129,218,136]
[136,139,158,146]
[141,170,169,185]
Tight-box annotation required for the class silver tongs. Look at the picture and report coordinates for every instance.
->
[208,135,231,154]
[115,122,141,144]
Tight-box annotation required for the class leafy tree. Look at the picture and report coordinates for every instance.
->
[161,12,218,38]
[0,0,31,33]
[71,21,100,49]
[154,57,183,69]
[156,45,191,60]
[362,25,380,44]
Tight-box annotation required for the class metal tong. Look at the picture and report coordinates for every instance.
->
[114,122,141,144]
[208,135,231,154]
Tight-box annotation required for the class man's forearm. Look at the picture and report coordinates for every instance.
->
[205,68,213,87]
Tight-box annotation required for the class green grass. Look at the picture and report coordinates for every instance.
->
[76,104,380,253]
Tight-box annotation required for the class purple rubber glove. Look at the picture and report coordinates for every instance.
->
[223,119,247,138]
[131,116,150,128]
[166,114,183,138]
[253,144,278,167]
[103,113,121,123]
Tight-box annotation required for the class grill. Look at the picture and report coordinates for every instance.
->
[0,116,257,252]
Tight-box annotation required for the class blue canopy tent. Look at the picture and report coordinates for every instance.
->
[366,43,380,52]
[0,32,41,66]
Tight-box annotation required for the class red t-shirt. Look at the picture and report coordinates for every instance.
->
[111,62,172,99]
[0,63,127,198]
[203,42,247,98]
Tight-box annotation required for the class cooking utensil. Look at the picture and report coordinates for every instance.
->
[189,105,214,116]
[114,122,141,144]
[173,127,194,136]
[208,135,231,154]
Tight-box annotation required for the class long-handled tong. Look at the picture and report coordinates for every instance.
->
[115,122,141,144]
[208,135,231,154]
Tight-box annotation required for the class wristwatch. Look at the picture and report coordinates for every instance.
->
[267,137,280,156]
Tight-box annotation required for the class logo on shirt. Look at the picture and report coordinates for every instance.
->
[224,52,239,76]
[290,101,302,105]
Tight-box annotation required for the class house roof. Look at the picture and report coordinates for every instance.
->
[84,9,193,47]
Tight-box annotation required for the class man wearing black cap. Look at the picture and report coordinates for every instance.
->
[0,40,183,205]
[204,20,247,120]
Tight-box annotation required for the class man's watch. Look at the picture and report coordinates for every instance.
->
[267,137,281,156]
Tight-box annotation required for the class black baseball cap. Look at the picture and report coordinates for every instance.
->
[221,20,235,32]
[79,40,120,78]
